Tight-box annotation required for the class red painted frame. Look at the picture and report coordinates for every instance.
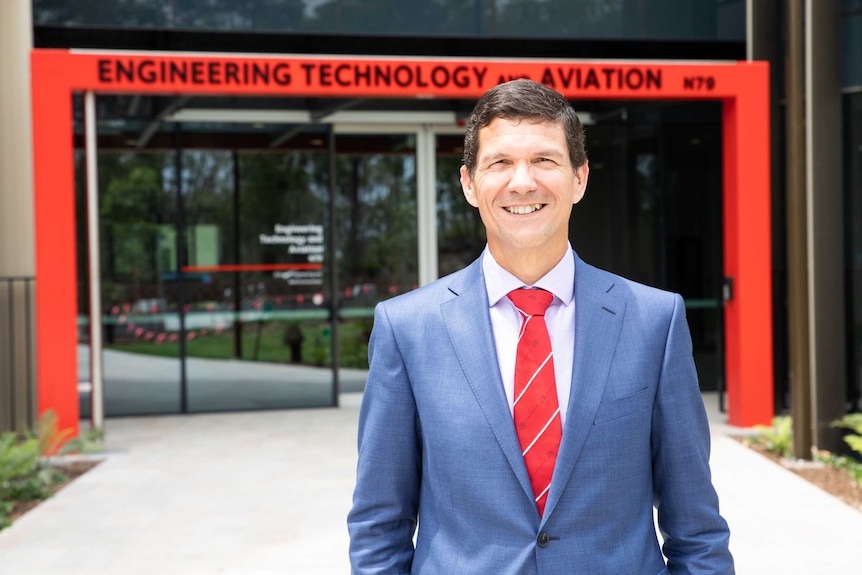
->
[30,49,772,434]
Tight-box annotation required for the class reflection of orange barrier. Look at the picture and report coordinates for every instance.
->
[30,49,773,436]
[182,264,323,273]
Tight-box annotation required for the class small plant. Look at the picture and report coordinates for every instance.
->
[831,413,862,460]
[0,500,12,530]
[309,334,329,367]
[35,410,73,456]
[815,450,862,488]
[750,415,794,459]
[2,469,59,502]
[0,431,44,531]
[0,410,75,531]
[0,432,41,493]
[60,427,106,456]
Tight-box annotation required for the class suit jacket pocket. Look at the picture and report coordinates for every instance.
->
[593,386,650,426]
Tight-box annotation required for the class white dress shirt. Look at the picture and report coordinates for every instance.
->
[481,245,576,428]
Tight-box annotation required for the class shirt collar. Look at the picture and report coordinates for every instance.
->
[481,244,575,307]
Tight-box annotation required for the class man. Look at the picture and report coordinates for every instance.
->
[348,79,733,574]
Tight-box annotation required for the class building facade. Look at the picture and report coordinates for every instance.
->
[1,1,859,449]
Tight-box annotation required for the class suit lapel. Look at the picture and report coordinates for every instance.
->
[440,259,535,503]
[543,254,626,522]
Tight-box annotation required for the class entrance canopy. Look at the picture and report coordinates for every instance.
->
[30,49,772,433]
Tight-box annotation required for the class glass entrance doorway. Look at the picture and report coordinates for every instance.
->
[77,96,724,417]
[76,105,421,416]
[179,144,334,412]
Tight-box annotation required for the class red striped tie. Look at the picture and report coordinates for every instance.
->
[508,288,561,517]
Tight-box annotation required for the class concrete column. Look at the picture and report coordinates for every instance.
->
[0,0,36,432]
[806,0,846,451]
[0,0,34,277]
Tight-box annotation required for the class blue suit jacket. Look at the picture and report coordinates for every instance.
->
[348,252,733,574]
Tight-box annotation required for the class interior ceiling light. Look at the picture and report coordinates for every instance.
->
[167,109,459,125]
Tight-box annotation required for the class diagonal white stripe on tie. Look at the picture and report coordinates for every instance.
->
[513,351,554,407]
[534,483,551,503]
[521,407,561,456]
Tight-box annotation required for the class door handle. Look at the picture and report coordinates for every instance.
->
[722,277,733,303]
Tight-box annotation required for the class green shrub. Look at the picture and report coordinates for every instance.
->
[0,501,12,530]
[0,410,75,531]
[751,415,794,459]
[831,413,862,459]
[0,431,43,531]
[60,427,105,455]
[815,450,862,488]
[0,432,41,490]
[3,471,54,502]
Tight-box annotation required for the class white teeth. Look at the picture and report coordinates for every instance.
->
[506,204,543,215]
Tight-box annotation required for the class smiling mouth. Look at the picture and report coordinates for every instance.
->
[505,204,544,215]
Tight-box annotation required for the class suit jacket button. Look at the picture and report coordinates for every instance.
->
[537,533,550,548]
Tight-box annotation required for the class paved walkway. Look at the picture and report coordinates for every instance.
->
[1,393,861,574]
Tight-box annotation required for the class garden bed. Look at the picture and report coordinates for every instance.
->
[736,437,862,513]
[5,459,101,526]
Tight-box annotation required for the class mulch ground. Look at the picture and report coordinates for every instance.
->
[735,437,862,513]
[7,460,102,524]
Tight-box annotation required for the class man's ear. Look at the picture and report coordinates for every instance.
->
[460,165,479,208]
[572,160,589,205]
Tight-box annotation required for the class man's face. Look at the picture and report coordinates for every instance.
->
[460,117,588,260]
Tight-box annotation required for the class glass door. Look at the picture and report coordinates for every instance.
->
[78,97,440,414]
[334,132,419,389]
[78,148,184,417]
[435,132,484,276]
[181,130,421,410]
[180,131,336,412]
[80,104,341,415]
[569,101,725,391]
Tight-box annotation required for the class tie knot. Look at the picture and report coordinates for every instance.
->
[508,288,554,317]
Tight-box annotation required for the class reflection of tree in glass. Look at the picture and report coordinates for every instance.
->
[238,152,329,270]
[34,0,306,31]
[34,0,649,39]
[174,0,306,31]
[99,153,171,306]
[180,150,234,271]
[336,152,418,296]
[436,155,485,277]
[33,0,166,27]
[309,0,481,36]
[31,0,501,37]
[495,0,622,38]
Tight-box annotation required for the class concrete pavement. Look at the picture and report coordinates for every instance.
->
[1,392,861,574]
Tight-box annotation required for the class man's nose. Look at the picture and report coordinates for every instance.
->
[508,161,537,192]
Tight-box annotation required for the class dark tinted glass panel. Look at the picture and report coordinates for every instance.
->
[34,0,744,41]
[77,95,342,414]
[334,134,418,385]
[77,149,183,416]
[843,13,862,88]
[181,146,336,412]
[436,134,484,276]
[572,101,724,390]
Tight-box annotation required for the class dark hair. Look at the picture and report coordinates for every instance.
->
[462,79,586,177]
